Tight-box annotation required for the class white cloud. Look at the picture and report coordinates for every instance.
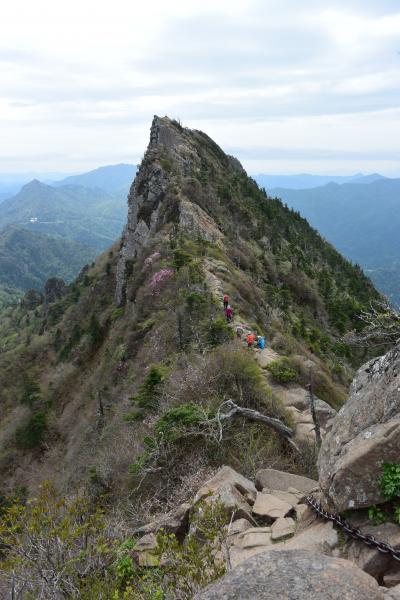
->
[0,0,399,174]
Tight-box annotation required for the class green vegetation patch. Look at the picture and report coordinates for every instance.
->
[267,357,298,384]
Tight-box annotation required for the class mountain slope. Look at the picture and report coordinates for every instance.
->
[270,178,400,303]
[0,116,381,512]
[53,163,137,192]
[254,172,385,190]
[0,226,97,301]
[0,179,127,251]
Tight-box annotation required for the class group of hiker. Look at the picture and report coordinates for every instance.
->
[223,294,234,322]
[222,294,265,350]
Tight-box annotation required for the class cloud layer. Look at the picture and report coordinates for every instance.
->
[1,0,399,174]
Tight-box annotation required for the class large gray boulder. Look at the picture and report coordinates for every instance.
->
[318,344,400,511]
[255,468,317,494]
[194,549,384,599]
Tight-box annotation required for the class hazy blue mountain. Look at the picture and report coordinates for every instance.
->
[53,163,137,192]
[254,172,385,190]
[0,226,97,306]
[271,178,400,304]
[0,172,70,202]
[0,179,127,251]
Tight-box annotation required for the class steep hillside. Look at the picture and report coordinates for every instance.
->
[0,179,127,251]
[0,116,381,510]
[0,226,97,304]
[270,178,400,303]
[0,115,387,598]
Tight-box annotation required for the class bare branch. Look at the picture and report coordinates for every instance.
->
[343,299,400,348]
[214,399,299,452]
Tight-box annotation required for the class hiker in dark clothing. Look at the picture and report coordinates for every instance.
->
[225,305,233,323]
[223,294,229,310]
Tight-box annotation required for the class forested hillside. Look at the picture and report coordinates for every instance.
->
[0,179,127,251]
[0,226,97,305]
[270,178,400,303]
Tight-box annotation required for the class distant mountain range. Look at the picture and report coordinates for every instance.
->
[0,164,136,304]
[1,161,399,306]
[0,179,127,251]
[270,178,400,304]
[53,163,137,193]
[254,172,385,190]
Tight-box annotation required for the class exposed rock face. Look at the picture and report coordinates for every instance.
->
[255,468,317,494]
[346,521,400,580]
[318,344,400,511]
[115,117,172,305]
[132,502,190,538]
[194,549,384,599]
[115,115,235,305]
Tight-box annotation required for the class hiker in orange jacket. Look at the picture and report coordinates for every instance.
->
[223,294,229,310]
[247,332,256,348]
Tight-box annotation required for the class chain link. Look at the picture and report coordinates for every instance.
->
[306,495,400,562]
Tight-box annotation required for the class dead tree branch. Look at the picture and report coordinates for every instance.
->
[343,299,400,348]
[215,399,299,452]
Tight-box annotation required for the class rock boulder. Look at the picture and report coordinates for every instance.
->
[194,549,385,599]
[318,344,400,511]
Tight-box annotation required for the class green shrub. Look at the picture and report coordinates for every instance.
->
[267,357,298,384]
[379,463,400,500]
[132,365,167,410]
[185,291,207,313]
[155,403,208,439]
[368,506,386,525]
[207,317,235,347]
[88,313,103,349]
[112,307,125,321]
[15,411,47,450]
[173,248,192,271]
[117,500,228,599]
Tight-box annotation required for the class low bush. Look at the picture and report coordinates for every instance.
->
[267,357,298,384]
[207,317,235,347]
[379,463,400,500]
[155,403,208,439]
[15,411,47,450]
[114,500,228,599]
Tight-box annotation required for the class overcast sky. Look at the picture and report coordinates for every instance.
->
[1,0,400,175]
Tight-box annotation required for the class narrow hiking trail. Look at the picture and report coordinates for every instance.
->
[204,264,337,446]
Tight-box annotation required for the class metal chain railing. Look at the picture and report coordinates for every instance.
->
[306,495,400,562]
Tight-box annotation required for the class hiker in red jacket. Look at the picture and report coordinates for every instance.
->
[223,294,229,309]
[225,305,233,323]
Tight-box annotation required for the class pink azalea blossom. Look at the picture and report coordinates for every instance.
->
[149,268,174,295]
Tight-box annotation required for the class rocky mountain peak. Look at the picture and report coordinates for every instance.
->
[115,115,243,305]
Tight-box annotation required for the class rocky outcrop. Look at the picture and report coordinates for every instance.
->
[44,277,67,306]
[318,343,400,511]
[194,549,384,599]
[115,117,172,305]
[115,116,233,305]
